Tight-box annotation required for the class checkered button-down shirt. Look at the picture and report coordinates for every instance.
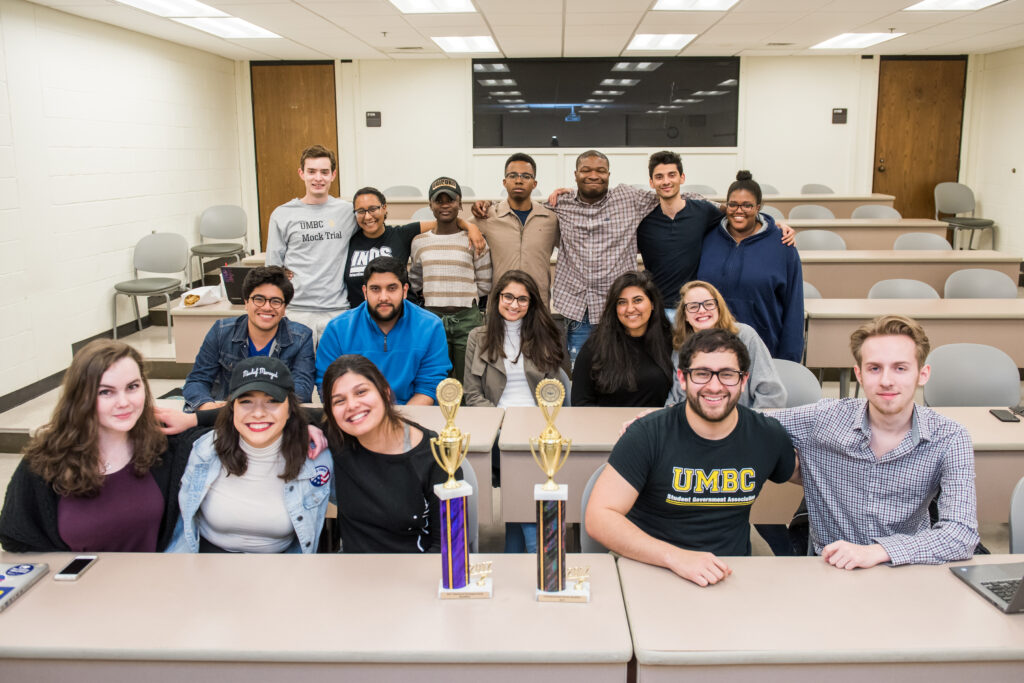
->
[774,399,978,565]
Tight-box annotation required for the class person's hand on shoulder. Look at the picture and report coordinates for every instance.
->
[779,223,796,246]
[620,408,658,436]
[668,548,733,587]
[547,187,571,206]
[308,424,328,459]
[471,200,492,219]
[821,540,890,570]
[460,218,487,255]
[154,406,199,435]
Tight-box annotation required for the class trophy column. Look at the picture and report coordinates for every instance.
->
[535,483,567,592]
[435,481,472,590]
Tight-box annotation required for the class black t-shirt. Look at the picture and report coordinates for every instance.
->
[636,199,723,307]
[608,403,795,556]
[571,334,672,407]
[344,222,421,307]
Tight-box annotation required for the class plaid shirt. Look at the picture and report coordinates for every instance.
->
[774,399,978,565]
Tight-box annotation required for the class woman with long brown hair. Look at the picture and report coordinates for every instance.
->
[0,340,206,552]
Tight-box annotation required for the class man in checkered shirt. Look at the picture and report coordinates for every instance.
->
[773,314,979,569]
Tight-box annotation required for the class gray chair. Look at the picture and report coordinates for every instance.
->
[411,207,435,222]
[851,204,901,219]
[382,185,420,197]
[113,232,189,344]
[761,205,785,221]
[867,278,940,299]
[760,183,780,195]
[944,268,1018,299]
[803,281,822,299]
[934,182,995,249]
[893,232,951,251]
[630,183,649,191]
[580,464,608,553]
[923,343,1020,407]
[794,229,845,250]
[789,204,836,220]
[801,183,834,194]
[772,359,822,408]
[461,185,476,198]
[1011,475,1024,554]
[191,205,247,284]
[683,184,717,196]
[462,460,480,553]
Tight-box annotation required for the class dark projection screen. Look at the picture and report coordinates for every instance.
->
[472,58,739,149]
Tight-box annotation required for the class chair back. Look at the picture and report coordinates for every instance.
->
[934,182,976,217]
[383,185,421,197]
[759,183,780,195]
[851,204,901,219]
[684,184,717,196]
[761,205,785,221]
[944,268,1018,299]
[461,461,480,553]
[134,232,189,276]
[1011,476,1024,554]
[460,185,476,198]
[801,183,834,194]
[789,205,836,220]
[630,183,649,191]
[794,229,845,250]
[867,279,940,299]
[772,359,822,408]
[199,205,247,240]
[893,232,951,250]
[411,207,435,222]
[923,343,1020,407]
[580,464,608,553]
[803,281,823,299]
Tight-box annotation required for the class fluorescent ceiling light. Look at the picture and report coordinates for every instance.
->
[478,78,516,86]
[627,34,695,51]
[580,105,604,109]
[673,98,703,103]
[718,79,738,86]
[389,0,476,13]
[592,90,624,96]
[508,109,529,113]
[113,0,226,17]
[497,98,524,103]
[653,0,739,9]
[587,98,613,103]
[692,90,726,96]
[474,63,509,72]
[490,91,520,96]
[612,62,662,71]
[657,104,683,109]
[904,0,1004,9]
[812,32,905,49]
[432,35,499,53]
[173,17,279,38]
[601,78,640,86]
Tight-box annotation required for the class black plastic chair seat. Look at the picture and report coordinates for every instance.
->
[191,242,244,257]
[114,277,182,295]
[945,217,994,228]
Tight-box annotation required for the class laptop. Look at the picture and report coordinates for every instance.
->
[221,265,253,304]
[0,562,49,613]
[949,561,1024,613]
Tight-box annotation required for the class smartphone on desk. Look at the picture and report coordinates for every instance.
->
[989,409,1020,423]
[54,555,97,581]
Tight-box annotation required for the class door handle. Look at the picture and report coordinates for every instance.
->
[877,165,885,172]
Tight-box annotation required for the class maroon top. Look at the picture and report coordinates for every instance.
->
[57,466,163,552]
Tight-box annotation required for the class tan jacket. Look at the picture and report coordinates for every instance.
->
[463,326,562,406]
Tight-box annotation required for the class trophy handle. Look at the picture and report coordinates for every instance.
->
[458,433,471,471]
[555,439,572,476]
[529,438,545,474]
[429,438,447,476]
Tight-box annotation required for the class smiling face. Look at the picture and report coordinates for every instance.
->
[649,162,683,200]
[498,280,530,322]
[245,283,286,335]
[854,334,930,420]
[354,193,386,238]
[616,285,652,337]
[95,356,146,438]
[232,390,289,449]
[682,286,720,331]
[726,188,760,237]
[680,350,746,424]
[298,156,336,203]
[330,371,388,440]
[575,155,610,201]
[429,192,461,223]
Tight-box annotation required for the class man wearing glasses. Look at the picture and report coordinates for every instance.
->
[183,266,315,411]
[585,328,795,587]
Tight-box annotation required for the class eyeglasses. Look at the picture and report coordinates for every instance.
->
[726,202,757,212]
[684,368,746,386]
[499,292,530,306]
[505,172,535,181]
[249,295,285,309]
[683,299,717,314]
[354,205,383,216]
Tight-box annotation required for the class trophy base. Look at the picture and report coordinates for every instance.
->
[536,582,590,603]
[438,577,493,600]
[434,480,473,500]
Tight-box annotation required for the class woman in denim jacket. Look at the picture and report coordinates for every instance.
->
[167,356,332,553]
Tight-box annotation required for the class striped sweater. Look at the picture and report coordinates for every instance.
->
[409,230,492,308]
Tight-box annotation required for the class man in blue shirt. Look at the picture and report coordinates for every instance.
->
[183,266,315,411]
[315,256,451,405]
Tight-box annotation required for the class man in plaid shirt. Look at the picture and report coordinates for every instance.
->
[773,315,979,569]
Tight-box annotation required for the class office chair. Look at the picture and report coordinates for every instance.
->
[113,232,189,344]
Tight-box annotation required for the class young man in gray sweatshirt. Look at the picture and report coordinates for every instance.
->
[266,145,358,345]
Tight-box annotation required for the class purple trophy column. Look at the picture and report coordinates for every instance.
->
[440,495,469,590]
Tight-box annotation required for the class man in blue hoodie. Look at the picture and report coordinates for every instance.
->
[315,256,451,405]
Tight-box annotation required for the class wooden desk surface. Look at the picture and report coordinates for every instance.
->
[618,554,1024,679]
[805,297,1024,320]
[799,249,1019,264]
[788,218,948,250]
[0,552,630,681]
[498,406,641,451]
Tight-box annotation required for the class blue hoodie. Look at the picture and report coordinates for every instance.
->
[697,213,804,362]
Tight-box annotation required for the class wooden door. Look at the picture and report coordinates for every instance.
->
[251,62,339,250]
[873,57,966,220]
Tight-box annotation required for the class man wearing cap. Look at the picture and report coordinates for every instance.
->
[408,177,492,384]
[182,266,314,412]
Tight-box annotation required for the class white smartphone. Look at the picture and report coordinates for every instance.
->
[53,555,97,581]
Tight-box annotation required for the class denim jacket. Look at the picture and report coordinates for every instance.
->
[166,431,333,553]
[182,315,315,411]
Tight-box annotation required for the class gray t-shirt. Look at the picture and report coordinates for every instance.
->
[265,197,358,311]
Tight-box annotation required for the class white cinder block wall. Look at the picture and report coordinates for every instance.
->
[0,0,243,396]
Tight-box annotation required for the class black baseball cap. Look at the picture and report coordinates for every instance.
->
[428,176,462,202]
[227,357,294,402]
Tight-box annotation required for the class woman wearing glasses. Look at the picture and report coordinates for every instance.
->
[696,171,804,362]
[669,280,786,409]
[572,271,675,407]
[344,187,485,308]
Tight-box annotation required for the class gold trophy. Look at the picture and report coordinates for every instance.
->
[430,379,491,599]
[530,379,588,602]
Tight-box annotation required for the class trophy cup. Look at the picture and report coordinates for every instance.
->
[430,379,491,599]
[530,379,589,602]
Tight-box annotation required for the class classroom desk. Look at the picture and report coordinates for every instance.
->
[397,405,504,525]
[800,249,1021,298]
[497,407,802,524]
[789,217,948,250]
[804,298,1024,368]
[618,554,1024,683]
[761,193,896,219]
[168,299,243,362]
[240,252,264,266]
[0,552,630,683]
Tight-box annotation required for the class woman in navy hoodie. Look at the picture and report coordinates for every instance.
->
[697,171,804,362]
